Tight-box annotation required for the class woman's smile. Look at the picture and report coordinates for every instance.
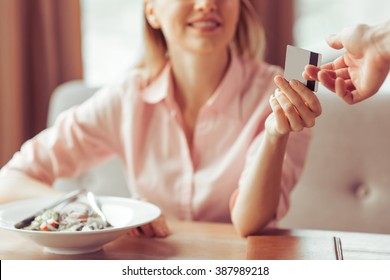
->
[187,17,222,33]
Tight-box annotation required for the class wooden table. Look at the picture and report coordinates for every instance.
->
[1,220,390,260]
[0,220,246,260]
[249,228,390,260]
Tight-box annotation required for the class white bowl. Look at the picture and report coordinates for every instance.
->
[0,195,161,255]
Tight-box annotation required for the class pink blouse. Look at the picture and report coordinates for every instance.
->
[2,53,311,223]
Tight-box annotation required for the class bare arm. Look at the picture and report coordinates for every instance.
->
[231,132,288,237]
[231,76,321,237]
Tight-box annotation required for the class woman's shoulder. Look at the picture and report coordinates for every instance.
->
[111,66,169,95]
[93,66,170,110]
[92,68,150,104]
[109,68,146,93]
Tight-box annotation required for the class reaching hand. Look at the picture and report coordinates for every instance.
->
[303,23,390,104]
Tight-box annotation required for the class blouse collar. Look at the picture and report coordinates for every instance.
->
[141,51,244,120]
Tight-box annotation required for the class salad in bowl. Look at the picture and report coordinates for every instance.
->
[0,192,161,255]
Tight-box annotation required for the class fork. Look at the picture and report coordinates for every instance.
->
[86,192,112,227]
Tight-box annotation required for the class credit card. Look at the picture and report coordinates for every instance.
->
[284,45,322,92]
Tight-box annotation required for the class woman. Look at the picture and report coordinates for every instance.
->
[0,0,321,237]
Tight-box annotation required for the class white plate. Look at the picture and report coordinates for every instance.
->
[0,195,161,255]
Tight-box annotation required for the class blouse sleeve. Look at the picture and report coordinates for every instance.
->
[1,84,125,185]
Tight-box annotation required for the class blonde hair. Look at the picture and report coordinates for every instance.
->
[136,0,265,83]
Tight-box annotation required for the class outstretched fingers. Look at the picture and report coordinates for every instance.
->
[303,64,320,80]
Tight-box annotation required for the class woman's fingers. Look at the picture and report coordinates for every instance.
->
[271,75,322,135]
[288,79,322,116]
[139,223,155,237]
[274,76,321,116]
[127,215,170,238]
[128,227,142,237]
[269,94,290,135]
[150,215,170,237]
[274,89,305,132]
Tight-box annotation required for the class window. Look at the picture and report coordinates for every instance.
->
[81,0,143,87]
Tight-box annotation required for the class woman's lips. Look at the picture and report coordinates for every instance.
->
[188,20,221,31]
